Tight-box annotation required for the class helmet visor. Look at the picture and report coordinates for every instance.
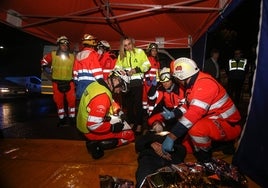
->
[159,72,171,82]
[59,40,69,45]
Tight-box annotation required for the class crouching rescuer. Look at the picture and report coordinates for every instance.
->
[161,57,242,163]
[76,69,135,159]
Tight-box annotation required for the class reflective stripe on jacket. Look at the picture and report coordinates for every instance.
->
[77,81,113,133]
[228,58,247,71]
[144,56,160,81]
[178,72,241,130]
[115,48,151,80]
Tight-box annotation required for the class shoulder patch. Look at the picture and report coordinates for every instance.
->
[96,104,106,114]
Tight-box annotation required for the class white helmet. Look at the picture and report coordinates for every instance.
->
[97,40,111,50]
[159,67,171,82]
[110,69,130,92]
[171,57,199,80]
[56,36,69,45]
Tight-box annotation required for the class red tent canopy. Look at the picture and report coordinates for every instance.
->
[0,0,232,50]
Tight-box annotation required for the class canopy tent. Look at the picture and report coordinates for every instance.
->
[2,0,268,187]
[0,0,232,50]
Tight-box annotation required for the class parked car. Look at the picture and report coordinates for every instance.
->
[0,78,28,99]
[5,76,42,94]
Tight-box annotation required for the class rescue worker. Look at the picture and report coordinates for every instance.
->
[97,40,117,80]
[161,57,242,163]
[76,69,135,159]
[115,36,151,135]
[226,49,248,106]
[73,34,103,100]
[142,43,161,115]
[145,67,192,153]
[146,67,182,132]
[41,36,76,127]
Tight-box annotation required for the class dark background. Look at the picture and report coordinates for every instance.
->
[0,0,261,77]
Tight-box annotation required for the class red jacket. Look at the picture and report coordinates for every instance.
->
[73,47,103,98]
[142,56,161,111]
[174,72,241,136]
[98,51,117,79]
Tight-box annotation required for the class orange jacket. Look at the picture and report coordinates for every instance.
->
[173,72,241,137]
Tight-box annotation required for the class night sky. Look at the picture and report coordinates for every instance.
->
[0,0,261,77]
[0,25,52,77]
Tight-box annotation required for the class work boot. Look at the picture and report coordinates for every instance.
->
[86,141,104,159]
[57,117,68,127]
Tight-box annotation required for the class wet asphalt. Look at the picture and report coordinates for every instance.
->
[0,95,85,140]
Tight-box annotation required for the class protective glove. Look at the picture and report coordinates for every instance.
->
[161,107,175,120]
[161,107,183,120]
[146,80,152,86]
[162,135,174,153]
[151,77,157,86]
[110,122,124,133]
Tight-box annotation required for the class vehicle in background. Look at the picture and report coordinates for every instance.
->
[0,78,28,99]
[5,76,41,94]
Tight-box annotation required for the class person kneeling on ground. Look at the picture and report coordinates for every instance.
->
[76,69,135,159]
[161,57,242,163]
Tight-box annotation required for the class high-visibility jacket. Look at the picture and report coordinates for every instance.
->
[51,51,75,80]
[115,48,151,81]
[73,47,103,99]
[172,72,241,151]
[228,58,247,79]
[76,80,135,145]
[40,50,76,119]
[77,81,113,133]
